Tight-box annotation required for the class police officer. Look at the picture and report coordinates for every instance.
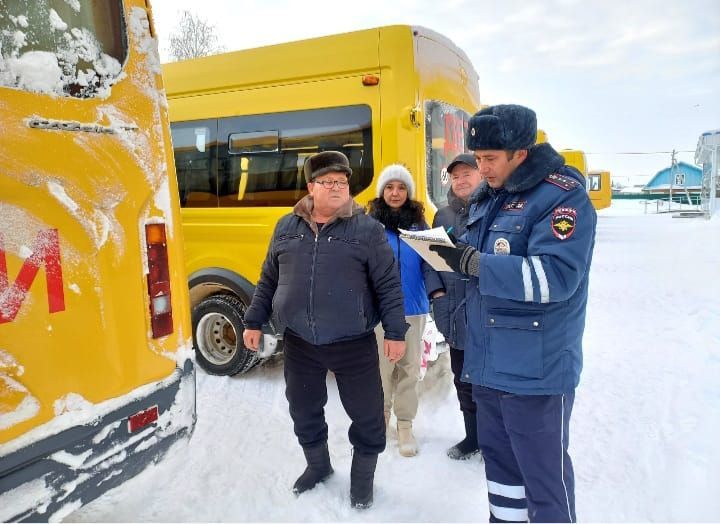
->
[243,151,407,509]
[424,153,483,460]
[431,105,596,522]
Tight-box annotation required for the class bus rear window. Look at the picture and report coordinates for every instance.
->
[0,0,126,98]
[425,101,471,208]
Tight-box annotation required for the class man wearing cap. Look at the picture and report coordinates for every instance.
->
[431,105,596,522]
[423,153,484,461]
[243,151,407,509]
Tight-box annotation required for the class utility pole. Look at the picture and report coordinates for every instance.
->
[669,149,676,209]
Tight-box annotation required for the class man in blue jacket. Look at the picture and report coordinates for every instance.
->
[424,153,484,460]
[431,105,596,522]
[243,151,407,509]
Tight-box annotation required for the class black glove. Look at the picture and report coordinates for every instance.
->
[429,241,480,276]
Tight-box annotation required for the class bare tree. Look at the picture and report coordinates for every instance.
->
[168,10,225,61]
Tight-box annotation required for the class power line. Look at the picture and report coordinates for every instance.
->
[585,150,695,155]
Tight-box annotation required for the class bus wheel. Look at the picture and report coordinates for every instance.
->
[192,294,259,375]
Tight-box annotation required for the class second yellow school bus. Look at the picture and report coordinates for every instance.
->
[163,25,480,375]
[587,170,612,209]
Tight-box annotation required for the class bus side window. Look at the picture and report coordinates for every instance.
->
[170,121,218,207]
[216,106,373,208]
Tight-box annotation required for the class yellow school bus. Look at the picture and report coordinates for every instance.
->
[162,25,480,375]
[0,1,194,520]
[587,170,612,210]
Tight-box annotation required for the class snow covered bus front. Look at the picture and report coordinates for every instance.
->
[0,1,195,521]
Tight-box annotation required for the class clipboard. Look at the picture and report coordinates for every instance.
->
[398,227,455,272]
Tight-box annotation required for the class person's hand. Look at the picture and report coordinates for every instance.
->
[242,329,262,351]
[430,242,479,276]
[384,339,406,363]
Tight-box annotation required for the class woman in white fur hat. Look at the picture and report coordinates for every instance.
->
[367,164,432,457]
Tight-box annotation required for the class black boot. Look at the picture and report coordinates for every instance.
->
[292,442,334,495]
[350,451,378,509]
[447,412,480,460]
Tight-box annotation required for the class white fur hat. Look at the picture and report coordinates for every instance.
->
[376,164,415,199]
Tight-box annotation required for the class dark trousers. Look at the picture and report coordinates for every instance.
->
[283,330,386,455]
[472,386,576,523]
[450,347,476,414]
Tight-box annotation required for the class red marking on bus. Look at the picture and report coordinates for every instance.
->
[0,229,65,324]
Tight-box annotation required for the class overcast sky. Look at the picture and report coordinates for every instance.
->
[151,0,720,183]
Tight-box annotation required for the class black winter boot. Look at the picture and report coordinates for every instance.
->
[292,442,334,495]
[447,412,480,460]
[350,451,378,509]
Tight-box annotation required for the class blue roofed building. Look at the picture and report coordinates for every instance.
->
[643,161,703,204]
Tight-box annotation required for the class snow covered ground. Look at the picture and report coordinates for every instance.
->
[70,199,720,522]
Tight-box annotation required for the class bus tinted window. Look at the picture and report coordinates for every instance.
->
[425,101,470,208]
[171,120,219,207]
[216,105,373,207]
[0,0,126,98]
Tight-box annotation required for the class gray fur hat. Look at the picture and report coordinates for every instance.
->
[376,164,415,199]
[467,104,537,151]
[303,151,352,183]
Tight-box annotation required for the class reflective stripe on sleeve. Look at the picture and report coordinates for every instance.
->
[521,258,533,302]
[531,255,550,303]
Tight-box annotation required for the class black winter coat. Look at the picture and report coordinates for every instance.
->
[244,196,408,345]
[424,189,470,350]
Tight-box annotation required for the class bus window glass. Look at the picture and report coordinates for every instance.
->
[425,101,470,208]
[589,174,601,191]
[229,130,279,154]
[170,120,218,207]
[216,105,373,207]
[0,0,126,98]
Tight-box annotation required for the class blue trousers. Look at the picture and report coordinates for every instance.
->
[472,386,576,523]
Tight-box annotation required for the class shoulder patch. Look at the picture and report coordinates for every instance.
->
[545,172,579,191]
[551,207,577,240]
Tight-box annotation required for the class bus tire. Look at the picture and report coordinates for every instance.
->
[191,294,260,376]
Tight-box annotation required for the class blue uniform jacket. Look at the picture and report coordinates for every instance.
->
[424,189,471,350]
[385,227,431,316]
[461,144,597,395]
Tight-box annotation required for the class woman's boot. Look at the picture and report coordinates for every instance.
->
[350,451,378,509]
[447,412,480,460]
[292,442,334,495]
[397,420,417,457]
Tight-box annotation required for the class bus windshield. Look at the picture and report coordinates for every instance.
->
[425,100,471,209]
[0,0,126,98]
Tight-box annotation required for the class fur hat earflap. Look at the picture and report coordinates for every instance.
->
[467,104,537,151]
[303,151,352,183]
[376,164,415,199]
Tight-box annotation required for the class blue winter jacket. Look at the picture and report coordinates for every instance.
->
[424,189,471,350]
[461,144,597,395]
[384,227,431,316]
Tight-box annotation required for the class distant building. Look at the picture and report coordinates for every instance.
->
[643,162,703,193]
[695,129,720,218]
[642,161,702,204]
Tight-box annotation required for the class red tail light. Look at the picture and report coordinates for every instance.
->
[128,405,159,433]
[145,223,173,338]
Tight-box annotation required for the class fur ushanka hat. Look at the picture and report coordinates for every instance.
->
[375,164,415,199]
[467,104,537,151]
[303,151,352,183]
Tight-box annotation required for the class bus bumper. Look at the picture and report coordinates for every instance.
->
[0,359,196,522]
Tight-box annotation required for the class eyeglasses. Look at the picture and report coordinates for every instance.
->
[314,179,349,189]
